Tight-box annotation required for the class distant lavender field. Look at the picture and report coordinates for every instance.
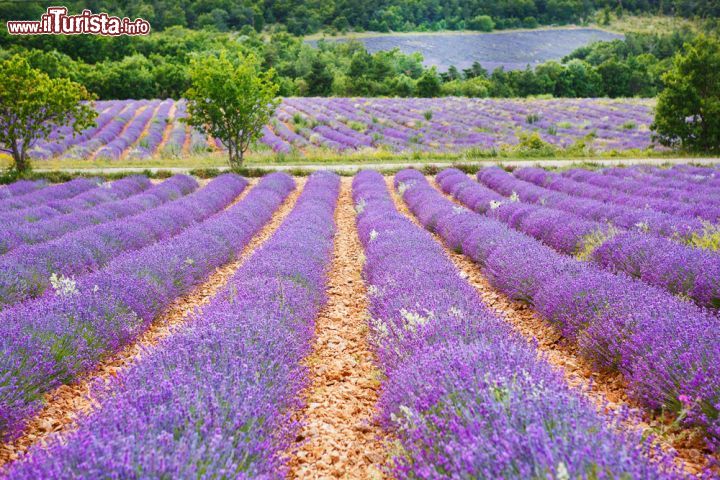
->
[310,28,623,71]
[20,97,655,161]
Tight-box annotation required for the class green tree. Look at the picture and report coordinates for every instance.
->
[597,58,632,97]
[652,35,720,153]
[417,68,441,97]
[0,55,96,173]
[467,15,495,32]
[185,51,279,168]
[306,56,334,95]
[556,59,602,97]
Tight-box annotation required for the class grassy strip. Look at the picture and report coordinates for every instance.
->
[3,157,719,184]
[5,136,718,172]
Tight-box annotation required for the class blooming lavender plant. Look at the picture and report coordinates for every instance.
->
[397,168,720,450]
[561,168,720,222]
[30,97,657,159]
[0,176,192,255]
[0,180,46,200]
[439,168,720,309]
[4,172,339,478]
[0,175,151,226]
[0,174,223,309]
[128,100,173,159]
[352,170,679,479]
[480,167,706,241]
[0,172,297,442]
[94,100,161,160]
[0,178,101,214]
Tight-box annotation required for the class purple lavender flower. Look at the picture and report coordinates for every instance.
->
[4,172,338,478]
[351,170,680,479]
[397,168,720,449]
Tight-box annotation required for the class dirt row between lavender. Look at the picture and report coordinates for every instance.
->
[386,176,713,477]
[0,177,305,469]
[287,177,388,479]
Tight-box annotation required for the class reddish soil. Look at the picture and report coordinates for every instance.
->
[288,178,387,479]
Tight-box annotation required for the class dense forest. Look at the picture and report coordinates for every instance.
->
[0,22,700,100]
[0,0,718,34]
[0,0,717,100]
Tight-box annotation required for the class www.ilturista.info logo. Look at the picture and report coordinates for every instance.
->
[7,7,151,36]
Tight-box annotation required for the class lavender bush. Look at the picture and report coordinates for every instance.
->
[439,168,720,309]
[0,178,100,213]
[0,176,149,226]
[0,174,222,309]
[352,170,679,478]
[0,176,187,255]
[560,168,720,222]
[0,180,46,200]
[94,100,161,160]
[0,172,297,442]
[4,171,339,478]
[479,167,706,242]
[396,169,720,449]
[27,98,657,160]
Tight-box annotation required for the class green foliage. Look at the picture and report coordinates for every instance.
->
[467,15,494,32]
[652,34,720,153]
[622,121,636,130]
[687,222,720,251]
[511,131,558,157]
[306,56,334,95]
[0,6,710,102]
[417,68,441,97]
[575,226,618,261]
[1,1,715,36]
[185,51,279,168]
[0,55,96,173]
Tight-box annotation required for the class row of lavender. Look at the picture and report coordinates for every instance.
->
[631,164,720,189]
[276,97,654,153]
[0,175,155,254]
[398,169,720,452]
[0,174,216,310]
[440,168,720,309]
[487,167,713,243]
[0,178,102,213]
[0,181,46,200]
[506,164,720,250]
[555,164,720,248]
[353,171,679,478]
[517,167,720,224]
[0,176,149,225]
[29,99,210,161]
[565,168,720,210]
[5,171,339,478]
[20,97,657,160]
[0,173,298,444]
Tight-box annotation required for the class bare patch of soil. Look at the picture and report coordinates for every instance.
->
[288,178,387,479]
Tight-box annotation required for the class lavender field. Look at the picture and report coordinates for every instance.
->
[23,97,657,163]
[311,28,623,71]
[0,164,719,477]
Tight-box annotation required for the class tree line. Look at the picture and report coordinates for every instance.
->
[1,0,717,35]
[0,24,705,100]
